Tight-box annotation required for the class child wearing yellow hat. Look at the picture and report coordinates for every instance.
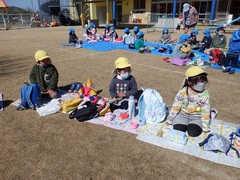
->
[30,50,59,99]
[109,57,138,111]
[166,66,211,137]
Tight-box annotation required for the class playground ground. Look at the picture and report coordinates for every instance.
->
[0,26,240,179]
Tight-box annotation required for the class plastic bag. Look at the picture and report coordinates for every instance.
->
[36,98,62,116]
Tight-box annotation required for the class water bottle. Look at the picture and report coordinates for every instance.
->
[128,95,135,119]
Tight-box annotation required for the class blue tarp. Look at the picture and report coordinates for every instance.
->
[61,41,240,73]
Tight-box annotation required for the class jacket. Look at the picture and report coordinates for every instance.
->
[109,75,138,98]
[134,38,145,50]
[29,64,59,92]
[182,6,199,26]
[211,35,227,48]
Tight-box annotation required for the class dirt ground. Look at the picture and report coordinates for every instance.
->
[0,26,240,179]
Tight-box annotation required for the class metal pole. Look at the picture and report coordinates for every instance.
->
[173,0,177,18]
[112,0,116,25]
[106,0,110,24]
[210,0,217,20]
[80,2,85,28]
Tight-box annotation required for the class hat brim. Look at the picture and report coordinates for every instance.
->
[116,64,131,69]
[38,55,50,61]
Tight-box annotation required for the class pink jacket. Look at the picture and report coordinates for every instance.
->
[182,6,199,26]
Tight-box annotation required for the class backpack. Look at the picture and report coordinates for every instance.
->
[137,88,167,126]
[69,101,99,121]
[17,82,41,110]
[209,49,225,65]
[226,126,240,158]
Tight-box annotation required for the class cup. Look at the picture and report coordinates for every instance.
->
[130,121,139,129]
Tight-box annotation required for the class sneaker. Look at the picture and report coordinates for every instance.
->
[222,68,230,73]
[228,68,235,74]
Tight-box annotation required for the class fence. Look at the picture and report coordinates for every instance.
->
[0,14,32,29]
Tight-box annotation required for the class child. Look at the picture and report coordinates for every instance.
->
[85,23,98,42]
[158,27,172,44]
[123,27,133,44]
[108,26,118,41]
[189,29,198,45]
[172,34,192,59]
[109,57,138,111]
[30,50,59,99]
[134,31,146,50]
[221,29,240,74]
[133,26,139,41]
[211,25,227,49]
[68,27,82,48]
[102,24,110,39]
[199,29,212,53]
[167,66,211,137]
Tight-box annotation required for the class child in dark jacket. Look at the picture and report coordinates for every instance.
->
[68,27,82,48]
[30,50,59,99]
[199,29,212,53]
[189,29,198,45]
[221,29,240,74]
[109,57,138,111]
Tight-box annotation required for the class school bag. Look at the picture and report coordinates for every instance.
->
[69,101,99,121]
[209,49,225,65]
[17,82,41,110]
[226,126,240,158]
[137,88,167,126]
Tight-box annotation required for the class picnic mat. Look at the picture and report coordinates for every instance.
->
[136,119,240,168]
[87,116,142,135]
[61,41,240,73]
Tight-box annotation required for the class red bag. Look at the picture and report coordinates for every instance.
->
[210,49,225,64]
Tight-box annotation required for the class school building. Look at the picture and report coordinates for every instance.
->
[66,0,240,26]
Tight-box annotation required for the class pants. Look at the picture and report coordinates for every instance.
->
[172,112,203,137]
[222,53,239,67]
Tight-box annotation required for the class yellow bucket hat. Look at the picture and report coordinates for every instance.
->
[34,50,50,61]
[185,66,207,79]
[114,57,131,69]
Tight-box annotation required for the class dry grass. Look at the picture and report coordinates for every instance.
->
[0,26,240,179]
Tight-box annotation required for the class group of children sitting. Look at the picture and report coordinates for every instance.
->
[67,23,240,75]
[30,49,213,138]
[172,26,240,74]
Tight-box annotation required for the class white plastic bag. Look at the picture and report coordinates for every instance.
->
[36,98,62,116]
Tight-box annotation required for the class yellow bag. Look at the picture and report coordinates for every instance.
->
[61,97,83,113]
[180,45,191,53]
[99,102,111,116]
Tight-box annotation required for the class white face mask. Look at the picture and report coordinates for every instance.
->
[191,82,206,92]
[120,73,130,80]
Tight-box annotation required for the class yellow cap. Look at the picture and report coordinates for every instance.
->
[34,50,50,61]
[185,66,207,78]
[114,57,131,69]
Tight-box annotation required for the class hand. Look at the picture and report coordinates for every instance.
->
[47,90,57,99]
[165,119,173,126]
[118,92,126,98]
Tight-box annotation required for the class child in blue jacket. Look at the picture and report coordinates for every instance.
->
[221,29,240,74]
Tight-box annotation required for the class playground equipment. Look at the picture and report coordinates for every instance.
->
[226,16,240,26]
[0,0,11,30]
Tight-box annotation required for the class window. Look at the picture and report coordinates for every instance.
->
[133,0,146,13]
